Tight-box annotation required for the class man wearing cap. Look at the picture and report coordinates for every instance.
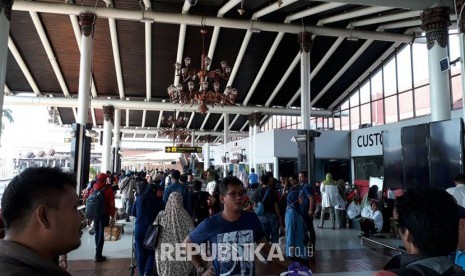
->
[92,173,116,262]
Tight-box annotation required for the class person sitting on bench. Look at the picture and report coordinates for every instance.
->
[359,200,383,238]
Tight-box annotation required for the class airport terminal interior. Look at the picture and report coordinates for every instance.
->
[2,0,465,275]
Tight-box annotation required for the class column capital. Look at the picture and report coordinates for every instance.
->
[248,112,262,127]
[103,105,115,123]
[298,32,313,53]
[421,7,451,50]
[79,12,96,37]
[456,0,465,33]
[0,0,14,21]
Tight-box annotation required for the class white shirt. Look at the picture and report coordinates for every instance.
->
[206,180,216,195]
[447,184,465,208]
[361,206,383,232]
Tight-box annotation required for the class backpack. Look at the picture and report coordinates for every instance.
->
[255,188,270,216]
[86,185,110,220]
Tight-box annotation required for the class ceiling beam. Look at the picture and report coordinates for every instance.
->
[4,95,335,116]
[119,128,247,137]
[12,1,414,43]
[8,37,41,97]
[316,0,453,11]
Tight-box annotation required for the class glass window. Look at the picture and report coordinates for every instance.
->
[350,90,360,107]
[341,99,349,110]
[399,90,413,120]
[397,45,412,92]
[371,70,383,100]
[412,43,429,87]
[360,103,371,126]
[450,33,461,75]
[360,81,370,104]
[452,75,463,110]
[383,58,397,97]
[334,115,341,130]
[414,85,431,117]
[341,110,350,130]
[350,106,360,130]
[371,99,384,125]
[385,95,398,123]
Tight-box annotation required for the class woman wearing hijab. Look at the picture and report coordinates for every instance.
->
[285,190,309,267]
[132,184,165,276]
[154,192,194,276]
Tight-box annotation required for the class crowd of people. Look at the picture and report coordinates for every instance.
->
[3,167,465,275]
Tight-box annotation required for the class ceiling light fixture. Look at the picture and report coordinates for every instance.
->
[161,112,189,128]
[167,29,238,113]
[238,0,245,15]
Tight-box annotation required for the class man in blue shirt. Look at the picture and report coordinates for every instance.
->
[185,176,289,276]
[163,170,192,215]
[248,168,259,190]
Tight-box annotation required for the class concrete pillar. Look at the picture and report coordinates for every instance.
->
[190,130,195,173]
[248,113,259,173]
[204,135,211,171]
[102,105,114,172]
[73,12,96,191]
[421,6,451,122]
[0,0,13,147]
[273,157,279,180]
[223,114,229,177]
[112,109,121,173]
[298,32,312,129]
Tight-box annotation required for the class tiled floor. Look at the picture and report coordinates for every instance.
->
[67,219,400,275]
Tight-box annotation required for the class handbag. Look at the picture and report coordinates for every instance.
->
[143,224,161,250]
[104,225,122,241]
[255,188,270,216]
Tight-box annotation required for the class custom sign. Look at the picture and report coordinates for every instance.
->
[165,146,202,153]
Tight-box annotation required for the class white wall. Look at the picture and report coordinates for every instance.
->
[351,109,464,157]
[211,128,351,166]
[315,130,350,159]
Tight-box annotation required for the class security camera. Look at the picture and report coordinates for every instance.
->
[187,0,198,5]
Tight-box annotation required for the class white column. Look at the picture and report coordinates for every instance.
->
[190,130,195,173]
[253,124,259,172]
[0,2,12,147]
[421,7,451,122]
[102,105,114,172]
[299,32,312,129]
[457,0,465,120]
[460,34,465,120]
[77,13,95,125]
[248,128,253,171]
[112,108,121,172]
[75,12,95,189]
[204,140,210,171]
[273,157,279,180]
[223,114,229,177]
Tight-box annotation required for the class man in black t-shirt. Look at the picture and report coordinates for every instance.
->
[252,174,283,243]
[190,180,211,226]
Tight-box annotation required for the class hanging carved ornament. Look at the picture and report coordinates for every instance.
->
[421,7,451,50]
[298,32,313,53]
[79,12,96,37]
[103,105,115,123]
[0,0,13,22]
